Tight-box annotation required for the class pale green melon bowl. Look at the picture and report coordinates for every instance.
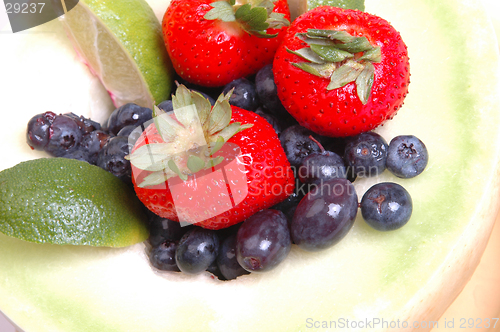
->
[0,0,500,331]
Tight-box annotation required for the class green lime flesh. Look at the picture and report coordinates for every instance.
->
[0,0,499,331]
[0,158,148,247]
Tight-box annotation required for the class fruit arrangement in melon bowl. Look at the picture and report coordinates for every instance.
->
[0,0,499,331]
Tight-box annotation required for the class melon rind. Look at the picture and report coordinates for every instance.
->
[0,0,499,331]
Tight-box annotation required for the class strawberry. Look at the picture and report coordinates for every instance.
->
[273,6,411,137]
[162,0,290,87]
[128,86,295,230]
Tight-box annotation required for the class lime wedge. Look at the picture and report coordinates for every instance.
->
[60,0,174,109]
[0,158,148,247]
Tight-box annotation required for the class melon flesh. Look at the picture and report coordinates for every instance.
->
[0,0,500,331]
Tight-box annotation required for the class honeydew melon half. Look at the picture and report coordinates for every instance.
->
[0,0,499,331]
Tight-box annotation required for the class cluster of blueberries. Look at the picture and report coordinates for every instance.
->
[26,103,153,184]
[280,128,428,233]
[25,64,428,280]
[147,209,290,280]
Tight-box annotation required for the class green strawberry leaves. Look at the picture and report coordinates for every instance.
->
[204,1,236,22]
[208,91,233,135]
[355,62,376,103]
[288,29,381,104]
[287,47,325,64]
[204,0,289,38]
[310,44,353,62]
[127,85,253,187]
[292,62,336,78]
[327,60,365,90]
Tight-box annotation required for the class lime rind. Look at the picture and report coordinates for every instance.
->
[0,158,148,247]
[60,0,174,109]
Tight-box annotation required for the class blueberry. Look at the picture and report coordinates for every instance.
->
[106,103,153,135]
[298,151,346,185]
[206,260,225,280]
[64,112,101,135]
[45,114,83,157]
[324,137,348,158]
[213,222,241,242]
[254,107,281,136]
[149,241,180,272]
[80,130,112,165]
[175,228,219,274]
[280,125,322,168]
[217,233,250,280]
[255,64,287,116]
[222,78,260,111]
[148,215,188,247]
[236,209,291,272]
[291,178,358,252]
[344,132,388,178]
[26,112,55,150]
[194,90,216,106]
[157,100,173,112]
[118,125,144,149]
[158,89,215,113]
[386,135,428,178]
[96,136,132,182]
[360,182,412,231]
[116,125,135,137]
[59,146,90,163]
[255,65,299,129]
[57,130,110,164]
[174,75,222,101]
[272,178,307,224]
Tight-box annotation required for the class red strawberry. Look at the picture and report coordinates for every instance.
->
[162,0,290,87]
[273,6,411,137]
[128,86,295,230]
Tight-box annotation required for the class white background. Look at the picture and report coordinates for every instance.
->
[0,0,499,331]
